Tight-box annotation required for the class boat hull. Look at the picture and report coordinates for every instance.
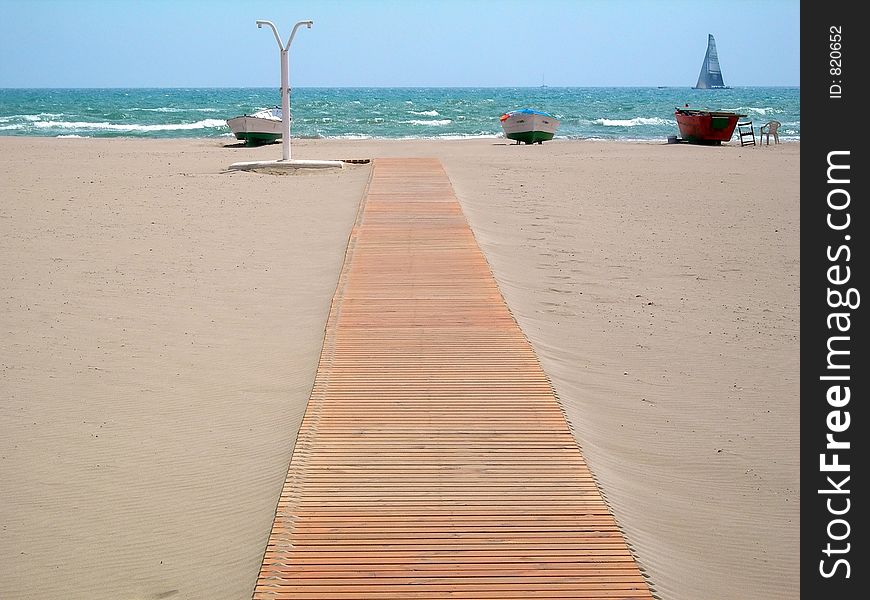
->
[501,112,560,144]
[226,115,283,146]
[674,109,743,144]
[506,129,556,144]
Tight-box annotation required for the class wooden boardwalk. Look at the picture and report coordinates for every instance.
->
[252,158,653,599]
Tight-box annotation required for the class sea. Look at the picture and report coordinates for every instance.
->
[0,87,799,142]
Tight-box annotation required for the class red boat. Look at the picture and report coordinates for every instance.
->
[674,108,746,144]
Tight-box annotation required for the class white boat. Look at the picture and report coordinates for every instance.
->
[499,109,560,144]
[226,107,288,146]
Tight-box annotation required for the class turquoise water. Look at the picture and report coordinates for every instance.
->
[0,87,799,142]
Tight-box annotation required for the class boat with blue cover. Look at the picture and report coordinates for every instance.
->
[499,108,560,144]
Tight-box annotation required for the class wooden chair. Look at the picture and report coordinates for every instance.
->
[737,121,755,146]
[760,120,781,145]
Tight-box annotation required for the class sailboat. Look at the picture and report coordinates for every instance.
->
[693,34,730,89]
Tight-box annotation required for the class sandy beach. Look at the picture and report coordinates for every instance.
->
[0,136,799,600]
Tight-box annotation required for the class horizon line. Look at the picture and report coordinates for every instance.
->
[0,84,802,90]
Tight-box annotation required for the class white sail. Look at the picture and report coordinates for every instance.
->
[694,34,727,89]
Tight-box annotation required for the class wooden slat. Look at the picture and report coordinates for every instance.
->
[252,158,653,599]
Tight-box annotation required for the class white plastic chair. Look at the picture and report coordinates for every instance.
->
[760,120,781,145]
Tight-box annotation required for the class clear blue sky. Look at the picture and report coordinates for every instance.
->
[0,0,799,87]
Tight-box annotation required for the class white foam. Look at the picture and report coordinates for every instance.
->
[594,117,672,127]
[0,113,63,122]
[30,118,227,132]
[739,107,773,115]
[401,119,452,126]
[132,107,221,113]
[409,110,439,116]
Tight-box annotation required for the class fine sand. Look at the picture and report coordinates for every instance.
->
[0,136,799,600]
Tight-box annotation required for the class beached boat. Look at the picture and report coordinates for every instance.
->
[500,109,560,144]
[226,107,287,146]
[674,107,746,144]
[694,34,730,90]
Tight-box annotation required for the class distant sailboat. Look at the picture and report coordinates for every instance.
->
[694,34,730,89]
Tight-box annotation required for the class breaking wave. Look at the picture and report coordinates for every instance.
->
[131,107,222,113]
[737,107,775,115]
[593,117,672,127]
[28,119,227,132]
[400,119,452,126]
